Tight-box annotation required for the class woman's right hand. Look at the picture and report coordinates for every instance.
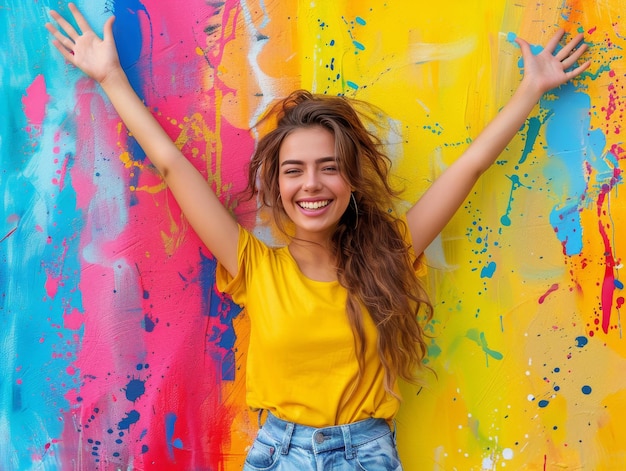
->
[46,3,120,85]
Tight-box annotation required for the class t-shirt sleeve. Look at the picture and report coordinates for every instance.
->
[215,224,260,305]
[398,213,428,278]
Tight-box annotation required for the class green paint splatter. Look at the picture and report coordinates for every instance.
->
[466,329,503,366]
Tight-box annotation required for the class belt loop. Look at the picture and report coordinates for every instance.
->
[280,422,295,455]
[341,425,354,460]
[257,409,266,429]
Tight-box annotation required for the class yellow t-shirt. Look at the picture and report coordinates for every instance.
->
[216,223,422,427]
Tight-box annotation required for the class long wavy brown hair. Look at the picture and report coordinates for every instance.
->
[246,90,433,395]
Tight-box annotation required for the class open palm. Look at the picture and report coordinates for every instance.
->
[516,29,589,94]
[46,3,119,84]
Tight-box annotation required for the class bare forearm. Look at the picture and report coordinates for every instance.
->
[407,79,545,253]
[99,67,180,175]
[462,78,544,174]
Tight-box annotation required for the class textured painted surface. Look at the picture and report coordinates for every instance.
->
[1,0,624,469]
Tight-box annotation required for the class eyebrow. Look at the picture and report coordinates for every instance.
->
[280,156,337,167]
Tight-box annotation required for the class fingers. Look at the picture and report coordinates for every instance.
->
[538,29,588,74]
[543,28,565,55]
[50,37,76,64]
[554,32,585,61]
[560,42,588,69]
[48,8,80,40]
[565,60,591,81]
[553,32,587,79]
[68,3,94,36]
[47,4,96,62]
[514,36,532,59]
[103,16,116,40]
[47,4,96,43]
[45,21,76,56]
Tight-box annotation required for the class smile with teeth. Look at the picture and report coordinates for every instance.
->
[298,200,331,210]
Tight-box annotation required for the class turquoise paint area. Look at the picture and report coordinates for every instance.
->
[480,261,497,279]
[518,116,542,164]
[504,33,607,257]
[0,1,132,468]
[542,84,602,256]
[500,174,530,227]
[507,34,602,257]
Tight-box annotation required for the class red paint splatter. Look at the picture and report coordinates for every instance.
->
[538,284,559,304]
[596,171,622,333]
[0,227,17,243]
[611,144,625,159]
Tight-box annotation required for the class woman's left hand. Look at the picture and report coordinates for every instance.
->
[516,28,590,94]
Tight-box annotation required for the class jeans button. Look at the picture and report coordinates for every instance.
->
[314,431,325,444]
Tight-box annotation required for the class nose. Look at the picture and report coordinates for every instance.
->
[302,169,322,191]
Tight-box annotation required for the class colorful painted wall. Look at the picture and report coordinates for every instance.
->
[2,0,624,469]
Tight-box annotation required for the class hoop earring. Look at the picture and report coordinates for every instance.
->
[350,192,359,229]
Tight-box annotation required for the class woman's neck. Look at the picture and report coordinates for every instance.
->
[288,239,337,282]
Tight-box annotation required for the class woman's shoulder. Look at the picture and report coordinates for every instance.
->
[237,225,296,271]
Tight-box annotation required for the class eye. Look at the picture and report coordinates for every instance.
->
[322,165,338,172]
[283,167,301,175]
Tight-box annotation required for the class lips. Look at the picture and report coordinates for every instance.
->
[297,200,331,210]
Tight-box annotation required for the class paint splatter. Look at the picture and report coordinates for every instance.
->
[466,329,504,366]
[125,379,146,402]
[538,284,559,304]
[5,1,626,470]
[480,261,497,278]
[500,174,530,226]
[118,410,141,430]
[575,336,588,348]
[22,74,50,126]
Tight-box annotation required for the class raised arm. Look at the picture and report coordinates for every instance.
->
[406,29,590,255]
[46,3,240,276]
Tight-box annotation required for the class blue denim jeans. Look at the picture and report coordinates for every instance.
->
[243,411,403,470]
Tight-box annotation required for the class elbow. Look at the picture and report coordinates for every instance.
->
[155,148,184,179]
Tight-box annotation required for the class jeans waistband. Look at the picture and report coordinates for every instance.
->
[259,411,393,459]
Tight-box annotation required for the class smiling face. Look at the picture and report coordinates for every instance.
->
[278,125,352,243]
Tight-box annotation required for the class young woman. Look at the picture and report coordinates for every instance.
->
[47,4,589,470]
